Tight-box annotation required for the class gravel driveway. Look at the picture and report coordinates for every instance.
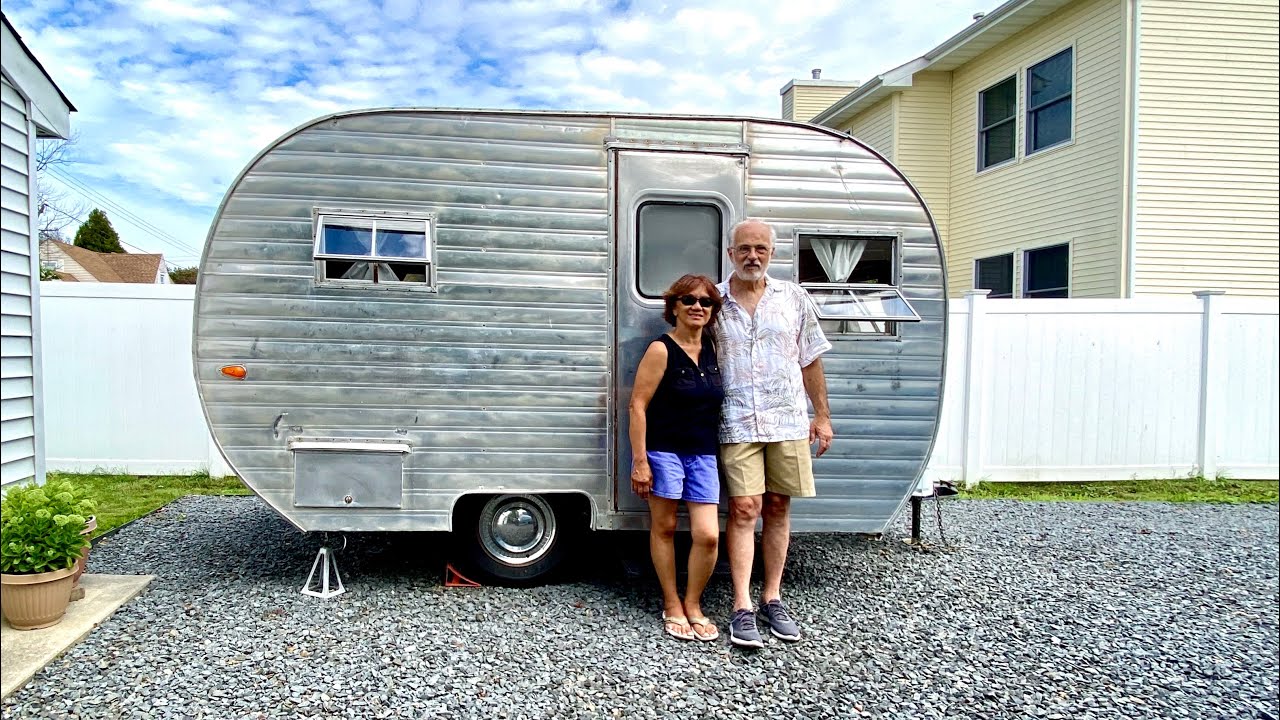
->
[3,495,1276,720]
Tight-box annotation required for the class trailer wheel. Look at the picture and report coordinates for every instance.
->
[457,494,569,586]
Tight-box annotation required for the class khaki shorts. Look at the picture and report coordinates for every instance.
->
[720,439,816,498]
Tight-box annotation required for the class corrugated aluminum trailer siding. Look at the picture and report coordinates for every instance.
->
[743,121,945,532]
[196,113,614,530]
[196,111,945,534]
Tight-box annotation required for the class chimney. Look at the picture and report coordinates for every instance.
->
[811,68,822,80]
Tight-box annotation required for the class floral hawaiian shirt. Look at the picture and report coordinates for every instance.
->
[713,275,832,443]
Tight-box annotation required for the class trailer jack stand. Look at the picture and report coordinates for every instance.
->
[909,495,925,544]
[908,481,958,546]
[301,538,346,599]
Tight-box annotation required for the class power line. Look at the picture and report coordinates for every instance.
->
[47,167,189,248]
[46,167,202,258]
[38,196,198,271]
[47,167,197,255]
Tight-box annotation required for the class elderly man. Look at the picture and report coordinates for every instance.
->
[714,219,832,649]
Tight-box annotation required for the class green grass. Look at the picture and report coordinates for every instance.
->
[961,478,1280,504]
[35,473,1279,540]
[48,470,252,538]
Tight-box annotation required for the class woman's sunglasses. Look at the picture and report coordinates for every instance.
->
[678,295,715,308]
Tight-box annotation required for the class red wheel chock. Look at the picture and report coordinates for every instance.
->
[444,563,481,588]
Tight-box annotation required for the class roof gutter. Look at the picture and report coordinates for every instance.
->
[813,0,1046,128]
[812,58,927,127]
[922,0,1037,64]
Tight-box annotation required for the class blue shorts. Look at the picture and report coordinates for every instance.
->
[645,451,720,505]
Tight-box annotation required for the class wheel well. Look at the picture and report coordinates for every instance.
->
[449,492,594,532]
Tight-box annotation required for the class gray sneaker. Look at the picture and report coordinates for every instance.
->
[729,608,765,649]
[758,599,801,641]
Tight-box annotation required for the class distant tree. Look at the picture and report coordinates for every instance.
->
[168,266,198,284]
[36,133,88,242]
[74,208,124,253]
[39,267,60,281]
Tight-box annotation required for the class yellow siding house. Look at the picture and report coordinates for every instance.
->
[804,0,1278,298]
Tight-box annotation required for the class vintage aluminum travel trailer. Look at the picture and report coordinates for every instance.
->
[193,109,947,583]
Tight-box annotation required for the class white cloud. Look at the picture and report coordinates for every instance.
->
[7,0,987,258]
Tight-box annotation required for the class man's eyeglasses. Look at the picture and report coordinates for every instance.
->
[732,244,771,257]
[678,295,715,308]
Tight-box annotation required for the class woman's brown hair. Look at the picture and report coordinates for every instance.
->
[662,274,723,327]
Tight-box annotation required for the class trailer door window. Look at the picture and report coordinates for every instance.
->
[796,233,920,336]
[636,202,721,298]
[314,211,436,289]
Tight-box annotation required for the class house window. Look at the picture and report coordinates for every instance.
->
[636,201,721,298]
[978,76,1017,170]
[313,210,436,289]
[796,233,920,336]
[1023,243,1069,298]
[1027,48,1073,154]
[974,254,1014,298]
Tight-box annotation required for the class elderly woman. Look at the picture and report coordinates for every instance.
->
[628,273,725,642]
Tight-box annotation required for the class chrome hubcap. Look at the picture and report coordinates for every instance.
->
[478,495,556,567]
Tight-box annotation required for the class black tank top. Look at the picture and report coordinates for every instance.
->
[646,334,724,455]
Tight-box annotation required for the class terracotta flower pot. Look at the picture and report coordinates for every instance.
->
[72,515,98,588]
[1,565,77,630]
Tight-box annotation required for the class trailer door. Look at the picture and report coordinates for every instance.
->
[611,149,745,516]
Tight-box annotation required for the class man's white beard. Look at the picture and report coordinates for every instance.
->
[736,265,766,281]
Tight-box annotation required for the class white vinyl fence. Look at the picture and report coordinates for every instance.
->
[40,283,231,477]
[37,283,1279,482]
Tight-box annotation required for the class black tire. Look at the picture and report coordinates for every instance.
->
[453,494,578,586]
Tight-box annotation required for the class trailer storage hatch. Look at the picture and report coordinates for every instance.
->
[289,440,410,508]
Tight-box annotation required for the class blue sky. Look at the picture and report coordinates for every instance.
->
[7,0,987,268]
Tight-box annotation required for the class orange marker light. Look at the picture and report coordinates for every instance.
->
[220,365,247,380]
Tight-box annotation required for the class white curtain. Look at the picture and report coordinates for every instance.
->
[340,262,398,281]
[811,237,866,283]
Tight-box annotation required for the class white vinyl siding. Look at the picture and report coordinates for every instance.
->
[1133,0,1279,297]
[947,0,1125,297]
[840,95,896,162]
[0,76,39,489]
[895,71,954,245]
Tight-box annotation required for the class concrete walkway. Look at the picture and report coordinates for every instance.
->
[1,574,153,699]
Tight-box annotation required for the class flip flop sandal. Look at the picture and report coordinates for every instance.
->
[662,613,695,641]
[689,617,720,642]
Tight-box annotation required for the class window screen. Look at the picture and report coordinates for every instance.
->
[1024,243,1069,298]
[979,76,1017,170]
[636,202,722,298]
[975,254,1014,298]
[1027,49,1073,153]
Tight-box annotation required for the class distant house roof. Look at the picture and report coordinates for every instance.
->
[1,13,75,138]
[44,240,164,283]
[102,251,166,283]
[813,0,1075,127]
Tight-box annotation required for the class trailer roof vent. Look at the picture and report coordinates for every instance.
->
[811,68,822,80]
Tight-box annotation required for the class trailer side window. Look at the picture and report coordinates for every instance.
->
[636,202,722,298]
[796,233,920,336]
[313,212,436,289]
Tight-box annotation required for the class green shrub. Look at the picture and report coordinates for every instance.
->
[1,479,96,574]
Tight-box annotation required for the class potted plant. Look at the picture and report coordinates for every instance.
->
[68,512,98,601]
[1,479,95,629]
